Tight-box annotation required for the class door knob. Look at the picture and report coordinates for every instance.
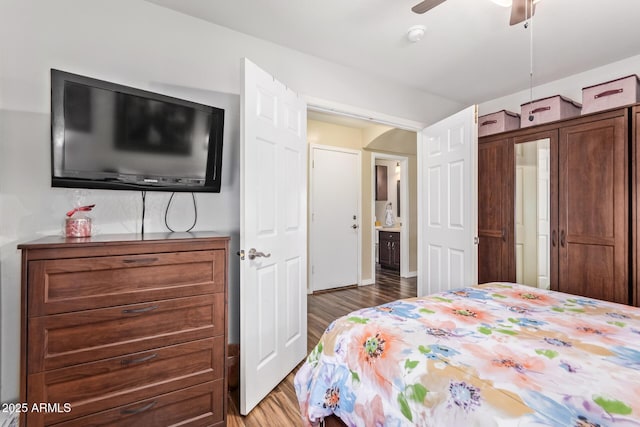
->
[247,248,271,260]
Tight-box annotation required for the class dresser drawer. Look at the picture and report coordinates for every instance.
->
[27,338,224,425]
[28,250,226,316]
[48,380,224,427]
[28,294,224,373]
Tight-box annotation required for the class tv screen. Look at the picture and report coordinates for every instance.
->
[51,69,224,192]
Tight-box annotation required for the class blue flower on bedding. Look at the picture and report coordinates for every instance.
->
[419,344,460,361]
[569,298,599,307]
[607,312,631,320]
[373,301,421,319]
[543,337,572,347]
[559,360,579,373]
[512,317,547,328]
[608,347,640,369]
[448,288,492,300]
[325,320,337,333]
[309,363,356,415]
[523,391,640,426]
[448,381,481,412]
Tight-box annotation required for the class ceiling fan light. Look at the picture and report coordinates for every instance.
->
[490,0,541,6]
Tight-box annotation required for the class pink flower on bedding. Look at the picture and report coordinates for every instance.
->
[462,343,547,390]
[551,317,623,344]
[354,394,387,426]
[444,303,495,324]
[346,325,402,394]
[499,288,559,305]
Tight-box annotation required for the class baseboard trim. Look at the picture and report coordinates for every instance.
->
[404,271,417,278]
[360,278,375,286]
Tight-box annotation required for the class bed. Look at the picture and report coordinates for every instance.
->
[294,282,640,426]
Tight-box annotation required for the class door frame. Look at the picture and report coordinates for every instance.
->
[309,143,362,292]
[370,152,410,279]
[306,96,426,286]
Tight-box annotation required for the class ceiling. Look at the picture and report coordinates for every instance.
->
[144,0,640,107]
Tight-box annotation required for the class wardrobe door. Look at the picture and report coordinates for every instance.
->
[559,111,628,304]
[634,106,640,307]
[478,137,514,283]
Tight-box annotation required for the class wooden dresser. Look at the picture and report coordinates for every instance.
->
[18,232,229,426]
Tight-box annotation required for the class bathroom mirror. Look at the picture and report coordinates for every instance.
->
[515,138,550,289]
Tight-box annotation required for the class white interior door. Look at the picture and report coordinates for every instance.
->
[310,145,360,292]
[515,163,525,284]
[240,58,307,414]
[537,142,551,289]
[418,105,477,296]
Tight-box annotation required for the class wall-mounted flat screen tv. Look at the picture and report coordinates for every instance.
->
[51,69,224,192]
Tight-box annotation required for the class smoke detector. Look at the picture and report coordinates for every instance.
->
[406,25,427,43]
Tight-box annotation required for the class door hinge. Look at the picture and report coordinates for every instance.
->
[474,105,478,124]
[473,236,479,245]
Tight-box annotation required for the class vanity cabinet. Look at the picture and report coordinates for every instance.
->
[379,231,400,270]
[18,232,229,426]
[478,107,631,305]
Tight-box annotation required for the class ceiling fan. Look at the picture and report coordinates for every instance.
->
[411,0,536,26]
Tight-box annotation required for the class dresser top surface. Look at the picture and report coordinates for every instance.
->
[18,231,230,250]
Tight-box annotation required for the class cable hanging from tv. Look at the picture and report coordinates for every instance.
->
[164,192,198,232]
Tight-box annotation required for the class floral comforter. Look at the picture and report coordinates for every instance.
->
[294,283,640,426]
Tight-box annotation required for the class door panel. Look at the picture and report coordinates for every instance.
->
[635,106,640,308]
[559,115,628,304]
[420,106,477,296]
[478,137,513,283]
[564,245,615,302]
[240,58,307,414]
[311,146,359,291]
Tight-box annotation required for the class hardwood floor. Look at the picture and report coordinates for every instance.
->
[227,268,417,426]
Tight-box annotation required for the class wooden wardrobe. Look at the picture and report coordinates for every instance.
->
[479,107,634,306]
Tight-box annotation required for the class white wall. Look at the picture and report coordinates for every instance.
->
[478,54,640,115]
[0,0,464,402]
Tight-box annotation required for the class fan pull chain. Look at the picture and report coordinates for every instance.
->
[527,0,535,121]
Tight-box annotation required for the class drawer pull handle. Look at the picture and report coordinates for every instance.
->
[121,353,157,366]
[480,119,497,126]
[122,305,158,314]
[122,257,159,264]
[120,401,157,415]
[594,88,623,99]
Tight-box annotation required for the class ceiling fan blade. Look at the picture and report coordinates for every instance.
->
[510,0,536,25]
[411,0,447,14]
